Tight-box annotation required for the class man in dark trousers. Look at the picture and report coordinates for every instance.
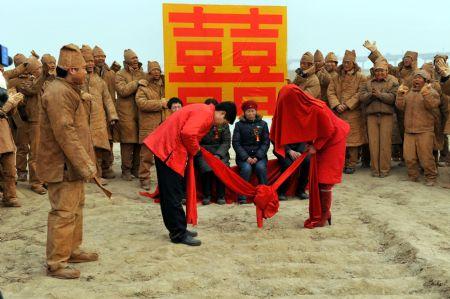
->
[144,101,236,246]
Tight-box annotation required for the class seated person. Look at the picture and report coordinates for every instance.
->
[232,100,269,204]
[274,142,310,200]
[195,98,231,205]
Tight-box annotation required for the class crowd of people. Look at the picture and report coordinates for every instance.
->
[0,40,449,278]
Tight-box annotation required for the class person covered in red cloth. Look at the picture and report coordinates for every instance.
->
[144,101,236,246]
[271,84,350,227]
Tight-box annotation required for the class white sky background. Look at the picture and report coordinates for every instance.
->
[3,0,450,69]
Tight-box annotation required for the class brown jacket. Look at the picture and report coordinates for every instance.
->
[442,78,450,134]
[83,73,118,150]
[359,75,399,115]
[135,80,165,144]
[368,50,417,87]
[316,68,336,102]
[396,88,440,134]
[37,78,96,183]
[293,66,321,98]
[327,64,367,146]
[115,65,146,143]
[0,91,24,154]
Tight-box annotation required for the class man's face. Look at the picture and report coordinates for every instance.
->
[171,103,182,112]
[150,68,161,81]
[325,61,337,72]
[315,61,324,70]
[47,61,56,75]
[69,66,87,85]
[30,66,42,78]
[300,61,313,71]
[214,110,228,125]
[343,60,354,72]
[86,60,95,73]
[94,54,106,67]
[129,56,139,70]
[412,75,425,90]
[374,68,387,81]
[403,56,412,67]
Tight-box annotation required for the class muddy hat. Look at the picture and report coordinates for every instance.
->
[413,69,431,82]
[26,56,42,74]
[325,52,338,63]
[124,49,138,63]
[57,44,86,70]
[93,45,106,57]
[148,61,161,72]
[13,53,26,67]
[41,54,56,65]
[403,51,418,61]
[80,44,94,62]
[343,50,356,62]
[300,52,314,64]
[433,54,448,64]
[314,50,324,63]
[374,57,388,71]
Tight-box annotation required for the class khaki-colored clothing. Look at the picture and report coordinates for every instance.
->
[396,89,441,134]
[46,180,85,271]
[367,114,393,176]
[83,73,118,151]
[346,146,359,169]
[120,143,140,175]
[404,132,437,181]
[135,80,166,144]
[37,78,96,183]
[115,66,145,144]
[359,75,399,115]
[293,68,321,98]
[95,64,118,142]
[328,65,367,146]
[0,152,17,202]
[317,68,336,103]
[139,145,153,183]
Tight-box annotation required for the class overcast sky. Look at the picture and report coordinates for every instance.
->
[3,0,450,69]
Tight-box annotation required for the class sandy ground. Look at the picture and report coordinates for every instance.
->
[1,147,449,298]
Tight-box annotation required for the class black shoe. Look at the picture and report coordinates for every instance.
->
[217,197,226,205]
[202,196,211,205]
[278,193,287,201]
[187,230,198,237]
[238,197,247,205]
[344,168,355,174]
[172,234,201,246]
[296,191,309,200]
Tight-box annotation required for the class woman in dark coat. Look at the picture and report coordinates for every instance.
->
[195,99,231,205]
[232,100,270,204]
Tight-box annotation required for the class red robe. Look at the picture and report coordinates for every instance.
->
[270,84,349,185]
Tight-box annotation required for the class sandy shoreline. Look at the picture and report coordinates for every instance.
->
[0,149,449,298]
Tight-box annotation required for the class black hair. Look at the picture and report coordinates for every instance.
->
[167,97,183,109]
[204,98,218,106]
[215,101,237,124]
[56,66,68,78]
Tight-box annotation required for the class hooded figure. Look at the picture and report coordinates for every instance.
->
[364,41,419,163]
[395,70,440,185]
[327,50,367,173]
[82,45,119,184]
[134,60,166,190]
[270,84,350,227]
[37,43,98,279]
[359,58,399,177]
[0,81,25,207]
[115,49,146,180]
[292,52,321,98]
[92,45,117,179]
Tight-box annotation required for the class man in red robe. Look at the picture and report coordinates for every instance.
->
[271,84,350,227]
[144,102,236,246]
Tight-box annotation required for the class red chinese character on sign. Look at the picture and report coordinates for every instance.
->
[234,87,277,115]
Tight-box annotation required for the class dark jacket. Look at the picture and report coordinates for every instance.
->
[195,124,231,173]
[232,115,269,162]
